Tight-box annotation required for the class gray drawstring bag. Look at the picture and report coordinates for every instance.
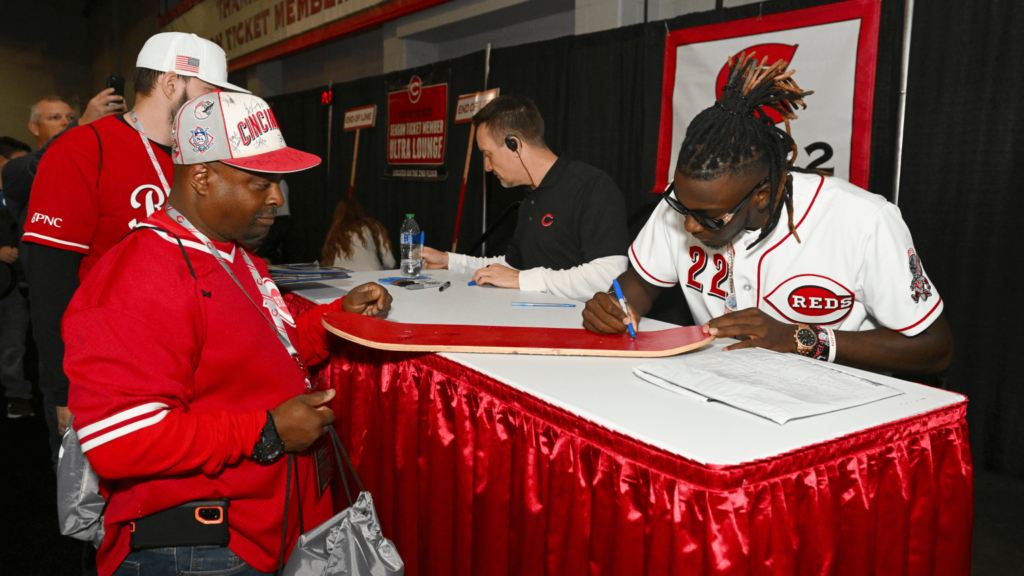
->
[280,427,403,576]
[56,415,107,548]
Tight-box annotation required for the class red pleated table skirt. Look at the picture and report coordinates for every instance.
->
[287,294,973,576]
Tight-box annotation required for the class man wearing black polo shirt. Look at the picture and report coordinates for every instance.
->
[421,95,628,302]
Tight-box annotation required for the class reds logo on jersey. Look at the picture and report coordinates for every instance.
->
[253,273,296,329]
[764,274,855,324]
[127,184,167,229]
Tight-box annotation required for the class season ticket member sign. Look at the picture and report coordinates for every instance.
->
[386,75,448,181]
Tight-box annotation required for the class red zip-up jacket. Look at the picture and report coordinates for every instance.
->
[64,210,343,576]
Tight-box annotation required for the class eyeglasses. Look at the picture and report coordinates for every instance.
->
[662,175,769,230]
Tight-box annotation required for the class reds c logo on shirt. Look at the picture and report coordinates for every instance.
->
[255,275,296,329]
[764,274,855,324]
[541,214,554,227]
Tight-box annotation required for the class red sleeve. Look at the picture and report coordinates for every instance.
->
[22,127,100,254]
[64,239,264,481]
[295,297,346,367]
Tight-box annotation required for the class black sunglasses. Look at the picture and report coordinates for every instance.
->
[662,175,770,230]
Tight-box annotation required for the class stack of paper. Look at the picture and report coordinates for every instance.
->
[633,348,903,424]
[268,263,351,285]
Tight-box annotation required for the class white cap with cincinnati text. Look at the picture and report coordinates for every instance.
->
[173,92,320,173]
[137,32,250,94]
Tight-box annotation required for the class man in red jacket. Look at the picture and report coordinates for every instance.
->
[63,91,392,576]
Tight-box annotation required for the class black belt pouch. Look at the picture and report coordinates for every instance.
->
[129,499,230,551]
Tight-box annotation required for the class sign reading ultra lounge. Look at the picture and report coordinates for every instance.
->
[161,0,452,70]
[386,74,448,181]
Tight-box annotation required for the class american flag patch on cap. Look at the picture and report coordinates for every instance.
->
[176,55,200,73]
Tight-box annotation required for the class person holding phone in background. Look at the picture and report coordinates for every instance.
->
[2,90,125,235]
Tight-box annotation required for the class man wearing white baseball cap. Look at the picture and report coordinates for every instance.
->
[62,91,392,576]
[22,32,250,466]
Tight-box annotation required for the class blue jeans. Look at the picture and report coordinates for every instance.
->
[112,546,272,576]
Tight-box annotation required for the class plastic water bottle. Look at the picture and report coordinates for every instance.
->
[399,214,422,276]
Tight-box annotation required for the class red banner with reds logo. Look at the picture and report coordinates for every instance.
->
[385,74,448,181]
[653,0,881,193]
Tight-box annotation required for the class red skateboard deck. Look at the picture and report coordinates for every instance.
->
[322,312,714,358]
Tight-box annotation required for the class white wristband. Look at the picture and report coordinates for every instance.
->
[826,328,837,363]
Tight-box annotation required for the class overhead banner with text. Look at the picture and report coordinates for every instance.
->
[654,0,880,193]
[160,0,452,71]
[385,73,448,181]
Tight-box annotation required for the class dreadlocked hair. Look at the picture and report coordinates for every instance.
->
[676,52,813,249]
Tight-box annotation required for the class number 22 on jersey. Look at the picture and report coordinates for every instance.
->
[686,246,729,300]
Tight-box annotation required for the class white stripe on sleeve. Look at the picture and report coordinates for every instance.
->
[77,402,170,439]
[21,232,90,250]
[80,410,170,453]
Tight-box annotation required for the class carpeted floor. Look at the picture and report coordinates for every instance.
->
[5,343,1023,575]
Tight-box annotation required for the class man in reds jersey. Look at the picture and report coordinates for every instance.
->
[63,91,393,576]
[583,54,953,374]
[23,32,247,462]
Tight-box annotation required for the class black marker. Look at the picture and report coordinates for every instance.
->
[438,281,451,292]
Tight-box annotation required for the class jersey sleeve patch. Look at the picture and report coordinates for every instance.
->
[907,248,933,303]
[857,202,943,337]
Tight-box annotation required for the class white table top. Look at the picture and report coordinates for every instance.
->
[289,269,964,467]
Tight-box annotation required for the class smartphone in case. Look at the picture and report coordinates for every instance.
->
[106,75,125,102]
[129,499,230,551]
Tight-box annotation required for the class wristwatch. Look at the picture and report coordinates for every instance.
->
[794,324,818,357]
[251,411,285,463]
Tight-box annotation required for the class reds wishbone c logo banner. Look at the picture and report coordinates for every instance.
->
[653,0,881,193]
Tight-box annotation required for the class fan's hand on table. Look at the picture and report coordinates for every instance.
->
[343,282,392,318]
[583,292,638,335]
[472,263,519,289]
[704,308,796,352]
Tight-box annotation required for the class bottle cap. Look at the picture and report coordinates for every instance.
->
[406,214,414,218]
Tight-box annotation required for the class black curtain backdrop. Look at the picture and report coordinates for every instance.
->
[898,0,1024,478]
[264,0,1022,477]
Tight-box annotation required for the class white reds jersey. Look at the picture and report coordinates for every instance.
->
[630,172,943,336]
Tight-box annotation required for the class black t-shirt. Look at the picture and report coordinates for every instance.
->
[505,157,629,271]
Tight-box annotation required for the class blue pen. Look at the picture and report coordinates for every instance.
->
[511,302,576,308]
[468,281,477,286]
[419,231,425,268]
[612,279,637,339]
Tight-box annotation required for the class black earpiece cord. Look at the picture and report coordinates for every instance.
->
[505,135,536,188]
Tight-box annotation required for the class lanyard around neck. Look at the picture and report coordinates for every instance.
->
[163,205,310,387]
[127,111,171,196]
